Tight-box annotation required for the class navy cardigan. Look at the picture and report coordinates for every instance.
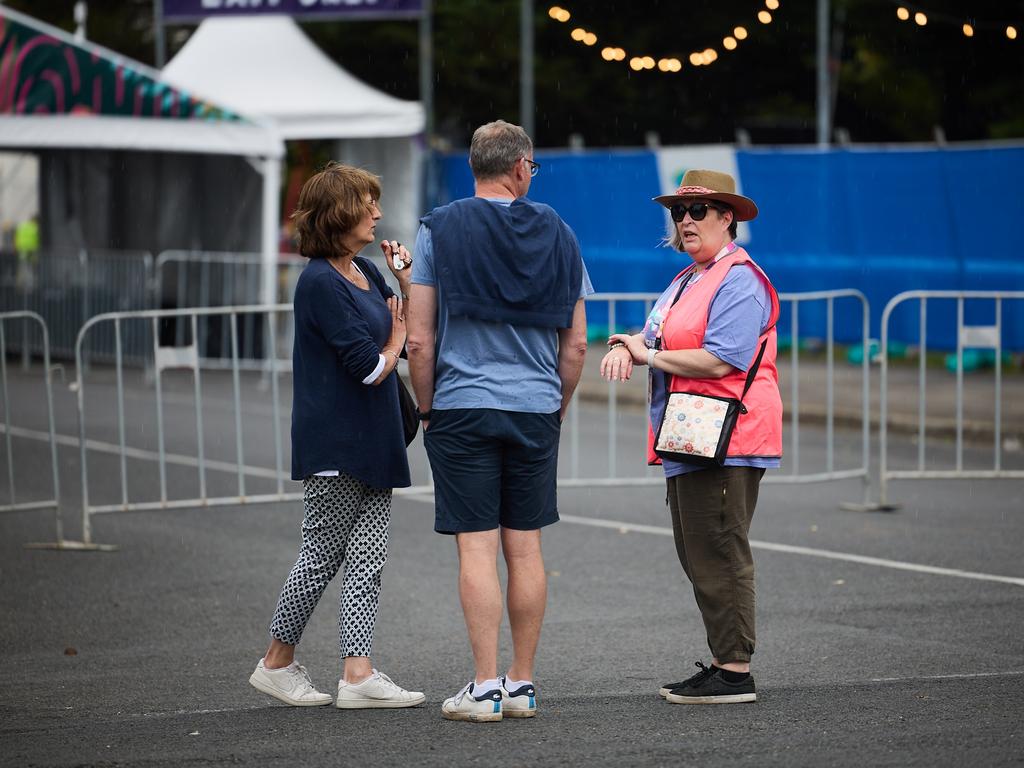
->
[290,257,411,489]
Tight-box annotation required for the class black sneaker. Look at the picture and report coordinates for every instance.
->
[665,666,756,704]
[658,661,719,698]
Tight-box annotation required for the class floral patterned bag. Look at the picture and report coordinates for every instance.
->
[653,340,766,467]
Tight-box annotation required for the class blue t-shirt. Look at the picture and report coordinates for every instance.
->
[645,258,781,477]
[412,199,594,413]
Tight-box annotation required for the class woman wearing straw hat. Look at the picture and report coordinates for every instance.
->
[600,169,782,704]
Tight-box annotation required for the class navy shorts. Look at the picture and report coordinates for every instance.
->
[424,408,561,535]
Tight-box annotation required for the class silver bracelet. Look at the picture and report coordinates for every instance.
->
[608,342,626,350]
[647,347,658,368]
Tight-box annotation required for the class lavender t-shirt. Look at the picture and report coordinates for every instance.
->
[644,255,780,477]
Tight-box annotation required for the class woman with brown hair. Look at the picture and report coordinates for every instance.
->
[248,162,423,709]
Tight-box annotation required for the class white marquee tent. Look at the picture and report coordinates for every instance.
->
[163,15,426,261]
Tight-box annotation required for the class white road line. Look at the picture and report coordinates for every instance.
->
[0,424,284,480]
[869,671,1024,683]
[558,513,1024,588]
[133,705,267,718]
[6,424,1021,587]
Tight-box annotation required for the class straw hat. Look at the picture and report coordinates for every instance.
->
[653,169,758,222]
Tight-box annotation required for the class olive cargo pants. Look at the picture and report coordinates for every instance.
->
[667,466,765,664]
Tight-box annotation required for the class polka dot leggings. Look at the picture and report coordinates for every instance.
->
[269,474,391,658]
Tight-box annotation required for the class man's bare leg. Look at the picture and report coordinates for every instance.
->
[501,527,546,683]
[456,529,502,683]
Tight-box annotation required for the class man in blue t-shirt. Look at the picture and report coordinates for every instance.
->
[407,120,592,722]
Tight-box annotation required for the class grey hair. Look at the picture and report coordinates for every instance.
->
[469,120,534,181]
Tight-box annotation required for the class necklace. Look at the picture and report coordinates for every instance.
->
[327,256,366,287]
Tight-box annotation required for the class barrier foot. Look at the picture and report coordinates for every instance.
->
[24,539,119,552]
[839,502,901,513]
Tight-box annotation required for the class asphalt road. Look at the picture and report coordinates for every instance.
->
[1,362,1023,767]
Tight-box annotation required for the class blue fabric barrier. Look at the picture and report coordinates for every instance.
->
[438,145,1024,350]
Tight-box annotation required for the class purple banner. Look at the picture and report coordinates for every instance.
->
[162,0,424,22]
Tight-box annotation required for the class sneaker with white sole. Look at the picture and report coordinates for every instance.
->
[335,669,426,709]
[659,660,718,698]
[249,658,333,706]
[665,665,757,705]
[501,677,537,718]
[441,681,503,722]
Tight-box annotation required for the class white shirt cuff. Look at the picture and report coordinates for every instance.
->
[361,354,386,385]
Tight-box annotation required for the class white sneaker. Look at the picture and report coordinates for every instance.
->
[501,676,537,718]
[249,658,333,706]
[335,669,426,709]
[441,681,503,722]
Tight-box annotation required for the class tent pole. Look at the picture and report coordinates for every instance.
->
[260,155,281,307]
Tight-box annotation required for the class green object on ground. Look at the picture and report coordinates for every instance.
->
[847,340,879,365]
[944,349,1013,372]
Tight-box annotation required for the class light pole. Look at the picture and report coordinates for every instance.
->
[816,0,830,146]
[153,0,167,67]
[73,1,87,42]
[520,0,534,139]
[419,0,435,208]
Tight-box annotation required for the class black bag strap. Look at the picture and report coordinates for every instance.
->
[738,339,768,408]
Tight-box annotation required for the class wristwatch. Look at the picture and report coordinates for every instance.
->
[647,348,658,368]
[416,408,432,421]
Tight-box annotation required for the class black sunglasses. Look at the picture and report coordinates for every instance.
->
[670,202,722,222]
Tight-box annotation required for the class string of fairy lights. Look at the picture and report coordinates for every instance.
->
[546,1,783,73]
[891,3,1018,40]
[547,1,1019,74]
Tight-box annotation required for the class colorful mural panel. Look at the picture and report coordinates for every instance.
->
[0,11,239,120]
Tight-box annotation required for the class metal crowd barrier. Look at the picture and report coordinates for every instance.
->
[75,304,294,545]
[154,250,307,311]
[0,248,153,364]
[0,312,61,526]
[152,250,411,372]
[153,251,306,367]
[67,289,872,546]
[561,290,871,502]
[72,303,429,546]
[862,290,1024,509]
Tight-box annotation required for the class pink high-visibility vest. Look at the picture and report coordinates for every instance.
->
[647,248,783,465]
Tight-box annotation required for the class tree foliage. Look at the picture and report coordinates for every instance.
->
[6,0,1023,147]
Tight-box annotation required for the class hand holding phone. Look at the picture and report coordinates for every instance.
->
[390,240,404,270]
